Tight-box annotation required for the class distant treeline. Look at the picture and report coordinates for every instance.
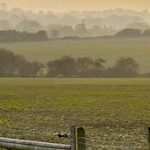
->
[0,30,48,42]
[0,48,149,78]
[1,28,150,42]
[47,56,140,78]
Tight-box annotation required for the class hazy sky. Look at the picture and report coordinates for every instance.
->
[0,0,150,12]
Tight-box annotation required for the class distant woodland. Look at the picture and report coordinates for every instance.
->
[1,4,150,38]
[0,5,149,77]
[0,28,150,42]
[0,48,149,78]
[0,30,48,42]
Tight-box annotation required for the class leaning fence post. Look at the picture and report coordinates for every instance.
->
[77,127,86,150]
[71,126,77,150]
[71,126,86,150]
[148,127,150,150]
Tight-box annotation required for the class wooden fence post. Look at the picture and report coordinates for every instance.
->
[71,126,86,150]
[77,127,86,150]
[148,127,150,150]
[71,126,77,150]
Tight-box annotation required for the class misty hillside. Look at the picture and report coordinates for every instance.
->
[115,29,141,38]
[114,28,150,38]
[0,3,150,37]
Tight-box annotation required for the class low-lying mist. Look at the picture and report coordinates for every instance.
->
[0,3,150,37]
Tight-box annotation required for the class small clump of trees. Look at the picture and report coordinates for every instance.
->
[0,48,148,78]
[47,56,106,77]
[0,48,44,77]
[104,57,140,77]
[0,30,48,42]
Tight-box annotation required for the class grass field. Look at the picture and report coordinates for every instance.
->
[0,78,150,149]
[0,37,150,73]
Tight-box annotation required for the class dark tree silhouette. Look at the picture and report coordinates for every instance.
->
[47,56,106,77]
[105,57,140,77]
[47,56,76,77]
[0,48,44,77]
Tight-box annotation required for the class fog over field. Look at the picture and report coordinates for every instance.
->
[0,1,150,150]
[0,3,150,37]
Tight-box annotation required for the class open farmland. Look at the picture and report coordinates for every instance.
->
[0,37,150,73]
[0,78,150,149]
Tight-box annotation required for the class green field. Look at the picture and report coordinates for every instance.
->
[0,78,150,149]
[0,37,150,73]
